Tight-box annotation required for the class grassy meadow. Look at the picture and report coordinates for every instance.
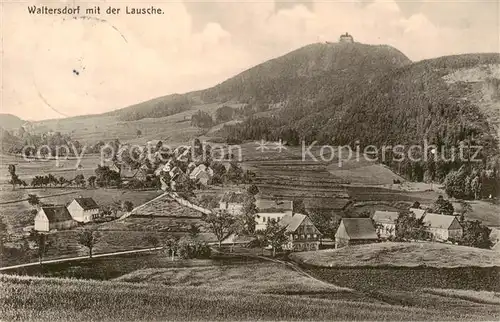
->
[0,187,162,234]
[31,102,224,146]
[1,252,262,280]
[1,262,499,321]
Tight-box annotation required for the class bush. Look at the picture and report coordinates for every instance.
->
[176,237,211,259]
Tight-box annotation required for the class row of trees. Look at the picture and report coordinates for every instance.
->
[7,164,93,190]
[444,165,499,200]
[8,130,86,157]
[26,229,100,264]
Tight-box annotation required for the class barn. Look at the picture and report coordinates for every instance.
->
[335,218,378,248]
[423,213,463,241]
[34,206,77,232]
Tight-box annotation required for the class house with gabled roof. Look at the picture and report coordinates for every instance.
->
[280,213,322,251]
[67,197,100,223]
[409,208,427,220]
[422,213,463,241]
[335,218,378,248]
[255,198,293,230]
[372,210,399,238]
[35,205,77,232]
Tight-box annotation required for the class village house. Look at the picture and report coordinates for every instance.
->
[335,218,378,248]
[219,191,246,215]
[189,164,214,185]
[67,197,100,223]
[409,207,427,219]
[34,205,77,232]
[280,213,322,252]
[423,213,463,241]
[372,211,399,238]
[255,198,293,230]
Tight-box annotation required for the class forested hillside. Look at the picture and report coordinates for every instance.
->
[200,43,410,105]
[220,53,500,198]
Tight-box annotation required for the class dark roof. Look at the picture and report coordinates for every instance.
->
[41,206,73,223]
[256,199,293,212]
[280,213,306,232]
[341,218,378,240]
[74,197,99,210]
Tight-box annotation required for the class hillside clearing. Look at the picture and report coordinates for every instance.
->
[291,242,500,268]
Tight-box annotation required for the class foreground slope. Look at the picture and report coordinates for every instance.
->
[1,271,498,321]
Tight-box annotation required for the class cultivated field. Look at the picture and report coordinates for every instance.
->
[327,159,405,185]
[0,187,162,234]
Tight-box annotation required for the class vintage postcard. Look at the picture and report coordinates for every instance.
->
[0,0,499,321]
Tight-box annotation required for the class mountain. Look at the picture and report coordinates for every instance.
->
[0,127,22,152]
[199,42,411,106]
[221,52,500,151]
[104,42,411,122]
[0,114,25,131]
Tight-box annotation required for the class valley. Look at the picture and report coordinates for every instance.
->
[1,38,499,321]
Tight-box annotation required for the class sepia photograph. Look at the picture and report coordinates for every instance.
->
[0,0,499,320]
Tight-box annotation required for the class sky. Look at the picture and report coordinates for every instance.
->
[1,0,499,121]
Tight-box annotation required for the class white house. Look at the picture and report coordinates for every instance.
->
[423,213,463,241]
[372,211,399,238]
[255,199,293,230]
[67,197,100,223]
[35,206,77,232]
